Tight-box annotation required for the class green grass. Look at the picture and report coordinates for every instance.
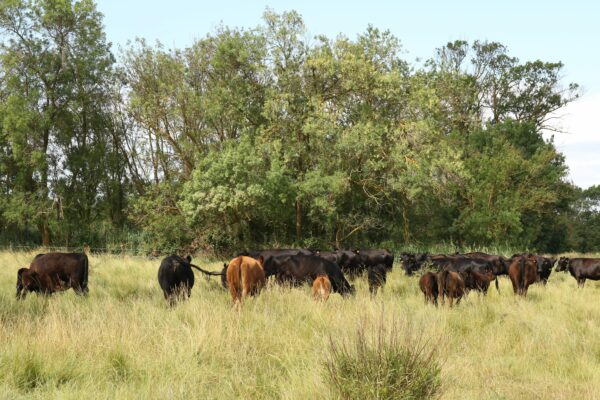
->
[1,250,600,399]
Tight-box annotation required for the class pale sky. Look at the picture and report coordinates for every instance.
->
[96,0,599,188]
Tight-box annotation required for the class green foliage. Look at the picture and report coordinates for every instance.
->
[0,4,592,254]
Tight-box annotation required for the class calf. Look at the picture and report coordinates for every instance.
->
[437,269,465,307]
[419,272,438,305]
[555,257,600,288]
[16,252,89,299]
[507,254,538,296]
[226,256,266,307]
[312,275,332,301]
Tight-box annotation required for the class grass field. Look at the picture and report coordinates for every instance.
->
[1,250,600,399]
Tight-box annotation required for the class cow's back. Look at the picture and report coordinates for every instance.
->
[30,252,89,293]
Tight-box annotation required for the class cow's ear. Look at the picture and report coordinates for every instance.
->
[17,267,28,278]
[257,255,264,265]
[186,255,192,262]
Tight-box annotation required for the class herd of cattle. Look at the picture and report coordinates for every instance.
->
[12,249,600,307]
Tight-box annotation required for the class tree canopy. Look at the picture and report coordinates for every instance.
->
[0,3,592,254]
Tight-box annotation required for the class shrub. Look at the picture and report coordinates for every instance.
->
[325,319,441,400]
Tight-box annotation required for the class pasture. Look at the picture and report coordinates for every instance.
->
[1,250,600,399]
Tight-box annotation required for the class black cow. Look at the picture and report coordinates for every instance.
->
[534,256,555,285]
[430,255,492,275]
[367,264,387,295]
[315,250,340,264]
[237,249,313,259]
[464,252,508,276]
[157,255,223,305]
[262,255,355,296]
[332,250,363,278]
[400,252,431,275]
[354,249,394,272]
[16,252,89,299]
[555,257,600,288]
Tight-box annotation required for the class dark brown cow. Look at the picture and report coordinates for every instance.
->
[419,272,438,305]
[507,254,538,296]
[437,269,465,307]
[462,270,495,295]
[16,252,89,299]
[226,256,266,308]
[555,257,600,287]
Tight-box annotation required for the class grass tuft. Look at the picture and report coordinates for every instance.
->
[325,318,441,400]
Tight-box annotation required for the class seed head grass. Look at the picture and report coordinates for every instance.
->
[1,250,600,399]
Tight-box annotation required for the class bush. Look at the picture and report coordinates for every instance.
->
[325,319,441,400]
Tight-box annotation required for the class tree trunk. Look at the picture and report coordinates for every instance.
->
[295,199,302,242]
[41,221,50,246]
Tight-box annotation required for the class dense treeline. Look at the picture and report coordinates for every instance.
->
[0,0,598,254]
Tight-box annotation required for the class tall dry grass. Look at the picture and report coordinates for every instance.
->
[1,250,600,399]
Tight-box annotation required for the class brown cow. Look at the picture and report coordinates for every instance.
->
[226,256,266,307]
[419,272,438,305]
[16,252,89,299]
[312,275,332,301]
[463,269,495,295]
[437,269,465,307]
[507,254,538,296]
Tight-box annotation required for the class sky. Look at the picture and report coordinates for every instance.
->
[96,0,600,188]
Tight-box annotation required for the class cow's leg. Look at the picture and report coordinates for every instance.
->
[448,296,454,308]
[577,278,585,288]
[73,280,87,296]
[510,277,518,295]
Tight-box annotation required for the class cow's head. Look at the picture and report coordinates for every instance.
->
[400,253,418,275]
[262,256,287,278]
[556,257,570,272]
[16,268,42,299]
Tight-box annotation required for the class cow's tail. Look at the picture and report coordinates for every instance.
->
[518,257,525,295]
[437,269,448,304]
[190,264,224,276]
[495,276,499,293]
[82,254,89,294]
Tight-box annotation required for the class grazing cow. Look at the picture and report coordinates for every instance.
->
[354,248,394,272]
[336,250,364,278]
[535,256,555,285]
[555,257,600,287]
[226,256,266,307]
[237,249,313,260]
[464,252,508,276]
[263,255,355,296]
[312,275,332,301]
[315,250,340,265]
[419,272,438,305]
[437,269,465,307]
[507,254,538,296]
[367,264,387,295]
[462,270,494,295]
[158,255,223,306]
[430,255,492,275]
[16,252,89,299]
[400,252,417,275]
